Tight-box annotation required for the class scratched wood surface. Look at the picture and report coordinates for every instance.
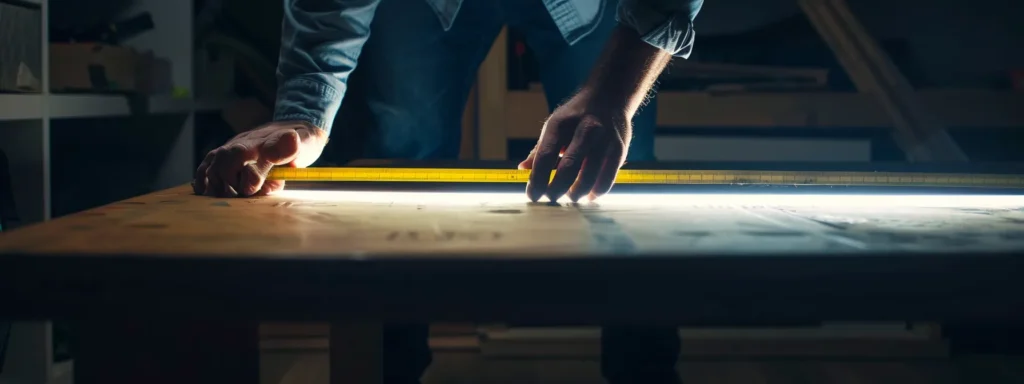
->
[2,185,1024,257]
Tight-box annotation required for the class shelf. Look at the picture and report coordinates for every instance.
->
[49,94,224,118]
[47,94,135,118]
[0,94,232,120]
[504,90,1024,139]
[0,94,44,121]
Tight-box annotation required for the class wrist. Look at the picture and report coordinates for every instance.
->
[271,120,326,134]
[265,120,330,146]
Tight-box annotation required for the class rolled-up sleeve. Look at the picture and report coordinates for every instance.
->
[616,0,703,58]
[274,0,380,135]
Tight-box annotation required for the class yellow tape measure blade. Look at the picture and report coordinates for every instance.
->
[267,167,1024,189]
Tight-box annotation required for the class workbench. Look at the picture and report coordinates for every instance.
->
[2,165,1024,384]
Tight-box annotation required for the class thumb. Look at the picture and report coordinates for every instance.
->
[518,147,537,170]
[240,130,297,197]
[518,156,534,170]
[260,129,301,166]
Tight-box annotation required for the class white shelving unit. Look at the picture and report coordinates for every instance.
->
[1,1,227,383]
[0,0,231,226]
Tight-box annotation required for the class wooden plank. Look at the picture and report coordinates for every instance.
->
[667,62,830,85]
[480,332,949,359]
[2,185,1024,326]
[3,185,1024,256]
[261,335,480,352]
[260,322,478,338]
[663,61,831,92]
[504,90,1024,138]
[262,322,330,338]
[0,186,595,256]
[798,0,967,162]
[259,327,948,358]
[477,27,509,160]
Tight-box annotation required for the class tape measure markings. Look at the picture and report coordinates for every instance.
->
[267,167,1024,188]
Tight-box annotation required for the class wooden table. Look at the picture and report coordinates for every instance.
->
[2,184,1024,383]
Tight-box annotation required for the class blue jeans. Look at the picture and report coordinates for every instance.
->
[343,0,658,161]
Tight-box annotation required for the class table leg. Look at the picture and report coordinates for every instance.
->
[329,322,383,384]
[73,320,259,384]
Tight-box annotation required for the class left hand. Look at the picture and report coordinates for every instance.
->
[518,91,630,203]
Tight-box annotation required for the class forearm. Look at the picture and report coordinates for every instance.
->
[581,0,702,116]
[581,25,672,117]
[273,0,380,135]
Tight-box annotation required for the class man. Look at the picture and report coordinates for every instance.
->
[193,0,702,382]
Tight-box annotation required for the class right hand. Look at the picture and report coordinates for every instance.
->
[192,121,328,197]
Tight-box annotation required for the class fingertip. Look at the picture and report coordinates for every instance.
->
[518,153,535,170]
[205,175,223,197]
[525,181,543,202]
[223,183,239,198]
[545,191,565,204]
[567,188,585,203]
[268,180,286,193]
[256,180,286,196]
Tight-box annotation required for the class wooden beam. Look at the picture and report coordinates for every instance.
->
[479,326,949,359]
[503,90,1024,139]
[798,0,968,162]
[477,27,509,160]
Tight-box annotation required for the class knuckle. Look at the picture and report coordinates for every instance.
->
[543,114,577,131]
[576,115,606,130]
[535,143,560,157]
[224,143,248,155]
[559,153,581,167]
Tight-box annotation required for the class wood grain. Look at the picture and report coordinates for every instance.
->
[3,185,1024,257]
[2,184,1024,325]
[5,184,1021,384]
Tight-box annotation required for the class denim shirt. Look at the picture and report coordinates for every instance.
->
[274,0,703,134]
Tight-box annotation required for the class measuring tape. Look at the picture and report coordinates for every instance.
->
[267,167,1024,188]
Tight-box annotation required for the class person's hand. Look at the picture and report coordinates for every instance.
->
[518,25,672,203]
[192,121,327,197]
[518,92,630,203]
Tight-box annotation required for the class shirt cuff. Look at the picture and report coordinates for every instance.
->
[273,75,345,135]
[616,0,700,59]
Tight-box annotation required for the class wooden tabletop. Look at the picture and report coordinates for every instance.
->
[2,185,1024,324]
